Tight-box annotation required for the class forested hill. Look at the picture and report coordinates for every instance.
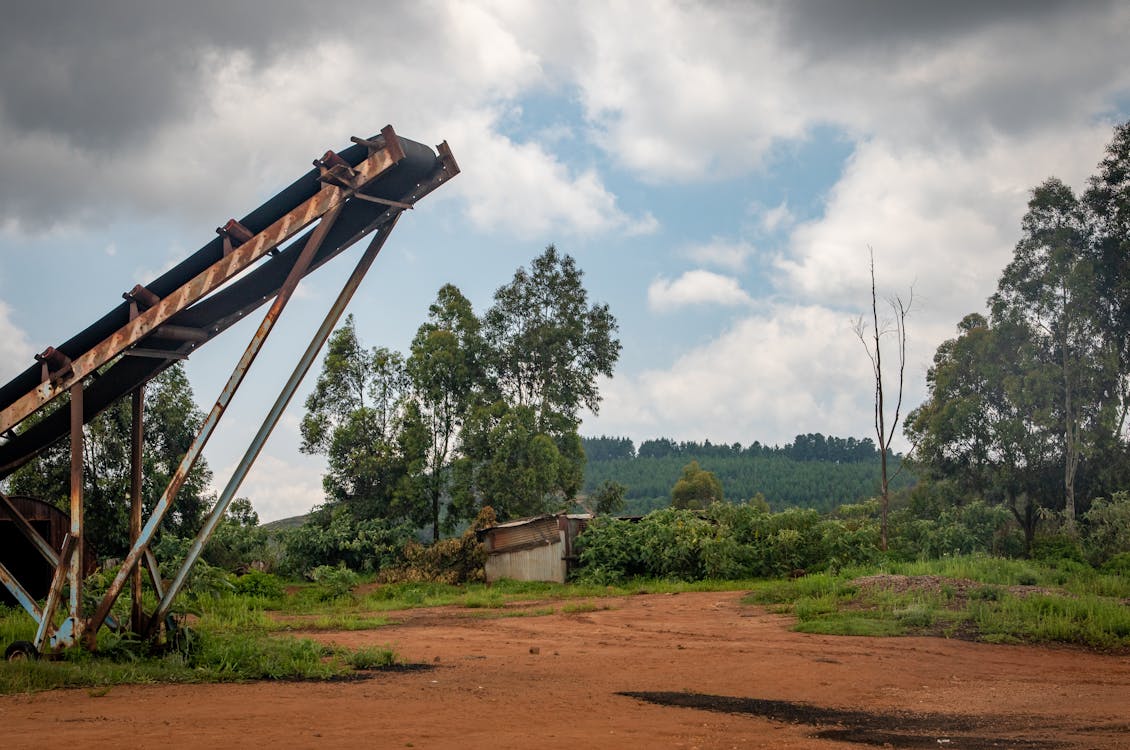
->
[582,434,915,515]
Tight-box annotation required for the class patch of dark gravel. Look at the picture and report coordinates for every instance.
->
[619,691,1068,749]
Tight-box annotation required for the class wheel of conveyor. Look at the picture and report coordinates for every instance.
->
[4,640,39,661]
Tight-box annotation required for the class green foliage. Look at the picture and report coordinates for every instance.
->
[588,480,626,515]
[232,571,285,600]
[483,245,620,423]
[1082,491,1130,564]
[585,449,914,515]
[309,564,361,600]
[346,646,397,670]
[453,402,580,521]
[888,500,1020,559]
[971,594,1130,649]
[450,246,620,523]
[300,315,419,525]
[575,503,882,583]
[403,284,484,540]
[203,498,274,572]
[907,122,1130,541]
[670,460,723,509]
[279,504,414,575]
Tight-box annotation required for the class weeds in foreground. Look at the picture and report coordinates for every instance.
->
[742,555,1130,650]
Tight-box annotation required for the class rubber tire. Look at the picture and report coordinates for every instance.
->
[4,640,39,662]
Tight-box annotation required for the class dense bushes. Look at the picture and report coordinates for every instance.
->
[278,505,415,576]
[574,503,881,583]
[574,490,1130,583]
[887,501,1023,560]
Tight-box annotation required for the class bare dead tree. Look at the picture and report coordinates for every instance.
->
[853,247,913,551]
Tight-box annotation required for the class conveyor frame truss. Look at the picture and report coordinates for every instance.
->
[0,125,458,655]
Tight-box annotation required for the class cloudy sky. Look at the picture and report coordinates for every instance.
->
[1,1,1128,521]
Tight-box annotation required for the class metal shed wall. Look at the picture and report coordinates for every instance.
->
[484,532,567,583]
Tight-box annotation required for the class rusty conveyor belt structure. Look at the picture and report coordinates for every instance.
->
[0,126,458,657]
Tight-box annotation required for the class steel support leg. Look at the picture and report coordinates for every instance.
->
[150,217,399,629]
[130,385,146,633]
[66,381,84,645]
[85,205,344,646]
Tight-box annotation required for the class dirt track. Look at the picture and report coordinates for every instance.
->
[2,591,1128,748]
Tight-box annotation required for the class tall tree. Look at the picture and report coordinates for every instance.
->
[454,246,619,522]
[401,284,483,540]
[1084,121,1130,441]
[451,402,583,520]
[905,314,1059,550]
[991,179,1117,528]
[300,315,417,524]
[482,244,621,428]
[853,248,912,550]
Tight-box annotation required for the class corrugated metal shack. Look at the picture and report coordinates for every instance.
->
[477,513,591,583]
[0,496,96,606]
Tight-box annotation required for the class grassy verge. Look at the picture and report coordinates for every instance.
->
[742,554,1130,650]
[0,627,398,695]
[5,553,1125,694]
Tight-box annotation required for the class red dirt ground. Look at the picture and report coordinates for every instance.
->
[2,591,1128,749]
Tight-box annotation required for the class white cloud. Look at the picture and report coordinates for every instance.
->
[683,239,757,272]
[216,452,326,524]
[0,301,33,382]
[775,126,1117,324]
[648,270,753,311]
[439,108,659,238]
[591,303,904,448]
[760,201,795,234]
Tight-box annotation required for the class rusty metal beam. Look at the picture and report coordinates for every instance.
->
[0,130,406,436]
[129,385,145,633]
[35,533,74,649]
[143,549,164,599]
[150,215,400,631]
[85,204,346,645]
[67,381,84,644]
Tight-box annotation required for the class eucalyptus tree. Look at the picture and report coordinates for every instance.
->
[1084,121,1130,439]
[990,178,1118,527]
[454,245,620,521]
[905,314,1059,549]
[400,284,483,540]
[482,244,620,429]
[299,314,415,523]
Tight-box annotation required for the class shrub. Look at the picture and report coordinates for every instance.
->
[575,503,876,582]
[888,500,1017,560]
[378,506,493,584]
[1083,492,1130,565]
[279,505,414,575]
[309,564,360,600]
[233,571,285,600]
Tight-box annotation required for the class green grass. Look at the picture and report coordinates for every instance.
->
[306,614,391,631]
[4,554,1126,694]
[740,554,1130,650]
